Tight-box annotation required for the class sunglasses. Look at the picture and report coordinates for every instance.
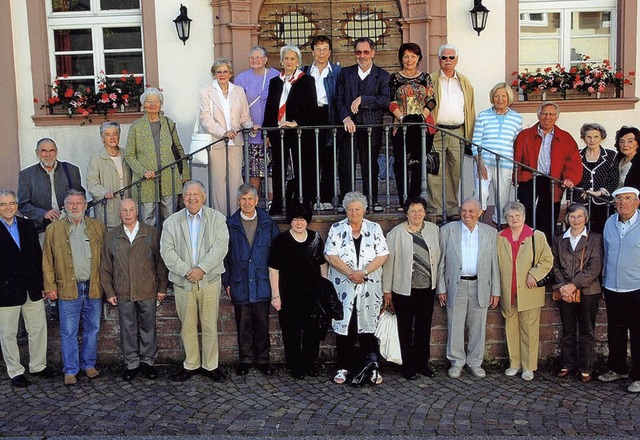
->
[355,50,372,56]
[440,55,456,60]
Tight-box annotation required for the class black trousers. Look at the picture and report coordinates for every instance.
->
[557,293,600,373]
[234,302,271,365]
[271,134,318,212]
[392,125,433,203]
[338,128,380,202]
[316,105,338,204]
[335,302,379,372]
[278,303,320,373]
[604,288,640,380]
[517,176,560,243]
[393,288,436,374]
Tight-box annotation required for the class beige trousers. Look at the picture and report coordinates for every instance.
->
[502,306,541,372]
[427,126,464,217]
[0,297,48,378]
[174,279,221,371]
[210,144,243,217]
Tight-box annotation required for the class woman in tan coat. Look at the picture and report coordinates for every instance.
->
[497,201,553,381]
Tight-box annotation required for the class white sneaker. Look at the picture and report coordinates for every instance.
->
[322,202,334,210]
[469,366,486,378]
[522,370,534,381]
[448,366,463,379]
[598,370,629,382]
[505,367,521,377]
[313,203,325,211]
[628,381,640,393]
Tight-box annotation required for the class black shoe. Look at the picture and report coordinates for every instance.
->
[351,354,378,387]
[256,363,273,376]
[11,374,28,388]
[291,369,305,379]
[30,365,57,378]
[201,367,227,382]
[418,366,436,378]
[122,367,139,381]
[402,369,418,380]
[170,368,195,382]
[235,363,251,376]
[139,363,158,380]
[306,366,319,377]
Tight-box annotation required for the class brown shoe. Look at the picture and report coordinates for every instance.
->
[557,368,571,378]
[64,374,77,385]
[84,368,99,379]
[580,372,593,383]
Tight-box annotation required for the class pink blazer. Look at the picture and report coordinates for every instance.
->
[199,82,253,147]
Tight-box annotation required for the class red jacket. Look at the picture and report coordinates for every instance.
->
[513,123,582,202]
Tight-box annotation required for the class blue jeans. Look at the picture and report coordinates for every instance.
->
[58,281,102,375]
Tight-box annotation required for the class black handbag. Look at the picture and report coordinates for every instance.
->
[399,114,440,175]
[425,149,440,175]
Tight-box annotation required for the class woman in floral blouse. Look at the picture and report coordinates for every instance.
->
[388,43,436,209]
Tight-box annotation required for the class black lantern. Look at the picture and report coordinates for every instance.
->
[469,0,489,36]
[173,4,192,45]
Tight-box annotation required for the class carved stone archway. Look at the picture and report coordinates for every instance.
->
[212,0,446,73]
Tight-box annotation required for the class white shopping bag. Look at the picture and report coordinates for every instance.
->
[375,310,402,365]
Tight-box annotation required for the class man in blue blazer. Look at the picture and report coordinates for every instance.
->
[0,189,56,387]
[303,35,342,210]
[335,37,390,212]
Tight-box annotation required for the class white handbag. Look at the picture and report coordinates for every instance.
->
[375,310,403,365]
[189,112,213,165]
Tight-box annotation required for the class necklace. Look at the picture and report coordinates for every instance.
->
[585,148,600,161]
[107,148,120,157]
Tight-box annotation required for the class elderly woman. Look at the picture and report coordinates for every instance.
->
[324,191,389,385]
[268,203,328,379]
[125,87,190,226]
[86,121,131,228]
[615,126,640,190]
[497,201,553,381]
[388,43,436,208]
[382,196,440,379]
[263,45,318,215]
[551,203,603,383]
[471,82,523,225]
[200,58,256,217]
[576,123,618,234]
[234,46,280,200]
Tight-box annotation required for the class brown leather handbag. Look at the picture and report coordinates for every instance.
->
[552,246,584,303]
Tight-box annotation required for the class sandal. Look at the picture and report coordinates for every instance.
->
[334,369,348,384]
[370,369,383,385]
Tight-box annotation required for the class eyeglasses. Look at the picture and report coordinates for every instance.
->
[314,47,330,53]
[0,202,17,208]
[540,112,558,117]
[440,55,456,60]
[615,195,638,202]
[249,56,265,61]
[355,50,372,56]
[215,70,231,75]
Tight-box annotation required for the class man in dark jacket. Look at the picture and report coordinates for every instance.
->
[18,138,84,235]
[335,37,390,212]
[100,199,168,381]
[224,184,280,376]
[0,189,56,387]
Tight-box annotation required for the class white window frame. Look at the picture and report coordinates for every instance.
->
[519,0,617,70]
[46,0,143,90]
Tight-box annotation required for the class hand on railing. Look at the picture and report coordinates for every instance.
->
[143,170,156,179]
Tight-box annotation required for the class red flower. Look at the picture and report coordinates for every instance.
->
[33,98,39,103]
[48,97,57,105]
[64,88,74,98]
[122,70,128,75]
[135,77,143,84]
[62,73,69,78]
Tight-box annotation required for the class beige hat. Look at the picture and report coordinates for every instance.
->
[612,186,640,198]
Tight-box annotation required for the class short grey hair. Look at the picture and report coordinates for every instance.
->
[564,202,590,225]
[502,201,526,218]
[211,58,234,77]
[438,44,459,58]
[36,138,57,151]
[183,180,207,195]
[580,123,607,140]
[0,189,17,200]
[280,45,302,67]
[249,46,268,58]
[460,197,482,211]
[537,101,560,118]
[63,189,87,204]
[236,183,258,199]
[99,121,121,139]
[342,191,368,211]
[140,87,163,106]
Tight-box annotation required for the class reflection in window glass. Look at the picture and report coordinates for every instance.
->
[52,0,91,12]
[100,0,140,10]
[103,27,142,50]
[55,54,95,77]
[104,54,144,75]
[54,29,92,52]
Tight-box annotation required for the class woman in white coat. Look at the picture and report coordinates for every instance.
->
[199,58,256,216]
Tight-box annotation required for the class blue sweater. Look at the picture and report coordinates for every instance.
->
[603,211,640,291]
[471,107,523,170]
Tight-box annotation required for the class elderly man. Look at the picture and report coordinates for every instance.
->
[599,187,640,393]
[303,35,342,210]
[18,138,84,236]
[513,101,582,242]
[437,197,500,379]
[428,45,476,223]
[43,190,106,385]
[100,199,168,381]
[335,37,390,212]
[0,190,56,387]
[224,184,280,376]
[161,181,229,382]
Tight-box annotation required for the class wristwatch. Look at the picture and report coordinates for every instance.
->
[363,269,369,276]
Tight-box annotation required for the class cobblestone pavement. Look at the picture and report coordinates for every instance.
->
[1,363,639,439]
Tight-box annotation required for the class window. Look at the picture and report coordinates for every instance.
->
[47,0,143,93]
[519,0,617,71]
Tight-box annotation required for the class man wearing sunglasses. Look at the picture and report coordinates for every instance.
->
[335,37,390,213]
[428,45,476,224]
